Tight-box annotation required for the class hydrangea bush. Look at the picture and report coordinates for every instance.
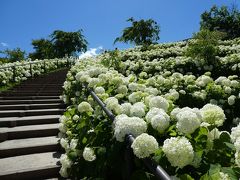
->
[59,38,240,179]
[0,58,70,87]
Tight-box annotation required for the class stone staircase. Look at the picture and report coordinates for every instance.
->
[0,69,68,180]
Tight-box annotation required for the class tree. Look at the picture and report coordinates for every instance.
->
[1,48,25,62]
[51,30,88,58]
[185,29,224,65]
[114,17,160,46]
[200,5,240,39]
[29,39,54,60]
[29,30,88,60]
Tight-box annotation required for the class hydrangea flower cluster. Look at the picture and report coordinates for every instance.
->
[114,115,147,142]
[59,154,72,178]
[172,107,202,134]
[162,137,194,168]
[148,96,169,112]
[83,147,96,162]
[146,107,170,133]
[131,133,159,158]
[200,104,225,127]
[78,101,94,113]
[130,102,146,118]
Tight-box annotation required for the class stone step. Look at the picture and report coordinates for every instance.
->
[0,136,60,158]
[0,123,59,142]
[0,96,60,100]
[0,115,61,127]
[0,152,61,180]
[9,90,63,93]
[0,108,64,117]
[0,103,65,110]
[0,99,62,105]
[2,92,62,96]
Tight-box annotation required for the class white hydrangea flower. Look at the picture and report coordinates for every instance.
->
[179,90,186,95]
[72,115,79,121]
[60,154,72,169]
[59,167,68,178]
[78,102,93,113]
[128,82,138,92]
[176,110,201,134]
[224,86,232,94]
[228,95,236,106]
[114,116,147,142]
[144,87,159,95]
[95,86,105,94]
[131,133,159,158]
[83,147,96,161]
[70,139,78,150]
[60,138,69,151]
[120,103,132,116]
[79,74,91,83]
[75,91,80,96]
[219,172,230,180]
[151,114,170,133]
[59,115,67,123]
[105,97,120,113]
[200,104,225,127]
[148,96,169,112]
[234,138,240,152]
[231,124,240,143]
[59,123,67,133]
[235,151,240,167]
[208,128,220,141]
[130,102,146,118]
[162,137,194,168]
[233,117,240,125]
[231,80,239,88]
[128,91,143,103]
[146,107,167,122]
[117,85,128,94]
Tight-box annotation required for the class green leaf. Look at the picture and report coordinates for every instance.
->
[82,137,87,144]
[219,132,231,143]
[221,167,238,180]
[179,174,194,180]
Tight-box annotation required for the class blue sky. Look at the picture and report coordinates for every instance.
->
[0,0,238,56]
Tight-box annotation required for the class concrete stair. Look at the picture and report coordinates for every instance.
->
[0,69,68,179]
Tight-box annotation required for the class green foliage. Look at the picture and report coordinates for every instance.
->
[51,30,88,58]
[101,49,122,69]
[114,17,160,46]
[29,39,54,60]
[29,30,88,60]
[185,29,224,65]
[0,57,9,64]
[0,48,25,62]
[200,5,240,39]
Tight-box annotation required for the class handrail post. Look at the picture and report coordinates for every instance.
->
[67,58,70,67]
[30,63,33,78]
[124,135,135,180]
[56,60,59,68]
[12,66,16,82]
[44,61,46,73]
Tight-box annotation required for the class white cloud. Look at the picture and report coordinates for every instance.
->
[0,42,8,47]
[79,46,103,59]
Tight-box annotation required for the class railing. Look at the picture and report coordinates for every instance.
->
[86,85,171,180]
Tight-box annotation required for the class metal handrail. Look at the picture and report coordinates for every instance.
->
[86,86,171,180]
